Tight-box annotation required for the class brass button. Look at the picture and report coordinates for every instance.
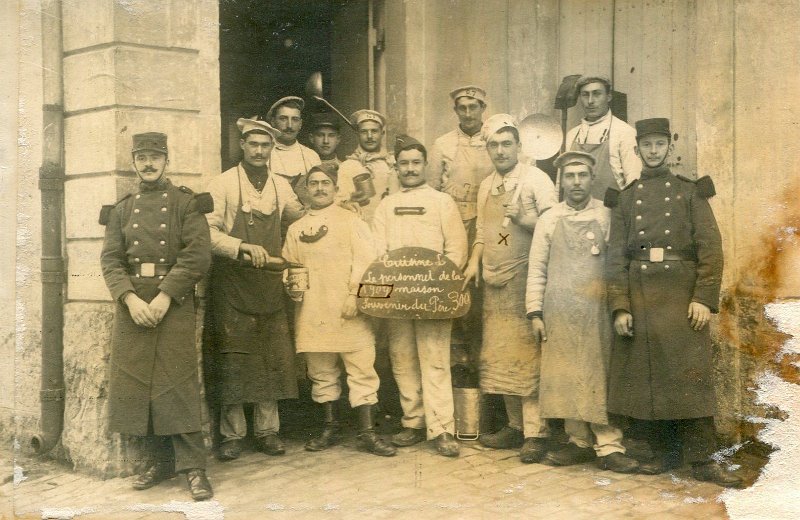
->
[665,230,671,235]
[665,197,671,202]
[665,181,671,187]
[638,184,644,189]
[132,223,139,228]
[636,215,642,220]
[158,275,164,280]
[636,200,642,205]
[134,208,140,214]
[160,223,166,228]
[641,264,648,270]
[159,258,165,263]
[135,274,140,278]
[665,212,671,217]
[639,230,645,235]
[134,257,140,262]
[161,207,167,212]
[135,194,141,199]
[664,264,670,270]
[160,240,166,245]
[133,240,139,245]
[667,246,673,250]
[162,193,168,198]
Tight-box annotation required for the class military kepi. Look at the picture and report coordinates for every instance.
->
[554,150,596,170]
[307,163,339,185]
[132,132,168,154]
[309,112,341,131]
[635,118,671,139]
[394,134,424,157]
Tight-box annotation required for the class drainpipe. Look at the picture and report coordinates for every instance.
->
[31,0,65,455]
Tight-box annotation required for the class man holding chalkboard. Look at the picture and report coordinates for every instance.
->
[372,135,468,457]
[463,114,557,464]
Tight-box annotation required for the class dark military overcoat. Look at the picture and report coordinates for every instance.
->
[100,179,211,436]
[605,166,723,420]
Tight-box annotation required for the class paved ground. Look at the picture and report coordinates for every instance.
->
[2,431,743,520]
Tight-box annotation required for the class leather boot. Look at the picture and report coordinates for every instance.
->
[132,462,175,490]
[305,401,341,452]
[355,404,397,457]
[185,468,214,501]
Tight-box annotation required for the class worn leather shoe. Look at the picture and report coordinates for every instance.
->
[480,426,524,449]
[597,452,639,474]
[217,439,242,461]
[543,443,596,466]
[435,432,460,458]
[519,437,549,464]
[185,468,214,501]
[357,431,397,457]
[639,452,681,475]
[391,427,426,447]
[132,463,174,490]
[692,461,744,488]
[255,434,286,456]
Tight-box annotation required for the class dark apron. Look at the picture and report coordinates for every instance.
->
[211,175,297,404]
[569,118,615,201]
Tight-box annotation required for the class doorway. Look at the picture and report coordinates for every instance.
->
[219,0,380,170]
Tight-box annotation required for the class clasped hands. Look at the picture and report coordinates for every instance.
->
[125,291,171,328]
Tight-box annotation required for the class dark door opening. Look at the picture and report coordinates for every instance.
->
[219,0,373,171]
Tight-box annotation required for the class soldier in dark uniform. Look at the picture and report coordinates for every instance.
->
[605,118,742,487]
[100,132,214,500]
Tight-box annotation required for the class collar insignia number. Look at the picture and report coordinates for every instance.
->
[394,207,426,215]
[299,225,328,243]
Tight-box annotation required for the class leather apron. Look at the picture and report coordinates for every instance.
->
[211,171,297,404]
[539,217,612,424]
[479,179,539,396]
[569,118,615,201]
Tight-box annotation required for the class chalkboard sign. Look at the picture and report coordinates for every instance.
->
[357,247,471,320]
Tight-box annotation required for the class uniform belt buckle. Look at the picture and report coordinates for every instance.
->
[649,248,664,263]
[140,263,156,277]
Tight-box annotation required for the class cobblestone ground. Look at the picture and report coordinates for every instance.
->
[2,432,739,520]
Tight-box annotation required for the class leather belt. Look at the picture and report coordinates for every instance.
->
[630,248,695,263]
[131,263,172,277]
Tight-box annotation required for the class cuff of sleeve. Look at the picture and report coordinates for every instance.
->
[692,295,720,314]
[608,294,631,316]
[158,282,188,306]
[110,281,136,303]
[527,311,543,320]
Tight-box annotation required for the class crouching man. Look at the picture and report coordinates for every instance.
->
[525,151,638,473]
[282,164,396,457]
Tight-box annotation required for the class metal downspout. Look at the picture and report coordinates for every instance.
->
[31,0,65,455]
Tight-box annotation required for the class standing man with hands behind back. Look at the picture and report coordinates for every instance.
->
[100,132,214,501]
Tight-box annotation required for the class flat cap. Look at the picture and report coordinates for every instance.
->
[481,113,518,140]
[237,118,281,140]
[449,85,486,103]
[309,112,341,131]
[575,75,612,93]
[132,132,168,154]
[394,134,425,157]
[553,150,596,170]
[635,118,671,139]
[307,163,338,185]
[350,109,386,128]
[267,96,305,119]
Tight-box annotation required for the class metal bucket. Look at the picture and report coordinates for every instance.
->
[453,387,481,441]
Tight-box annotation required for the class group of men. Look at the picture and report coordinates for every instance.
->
[99,76,742,501]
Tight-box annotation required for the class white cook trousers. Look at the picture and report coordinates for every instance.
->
[305,349,379,407]
[388,319,455,439]
[565,419,626,457]
[504,394,549,438]
[220,401,279,441]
